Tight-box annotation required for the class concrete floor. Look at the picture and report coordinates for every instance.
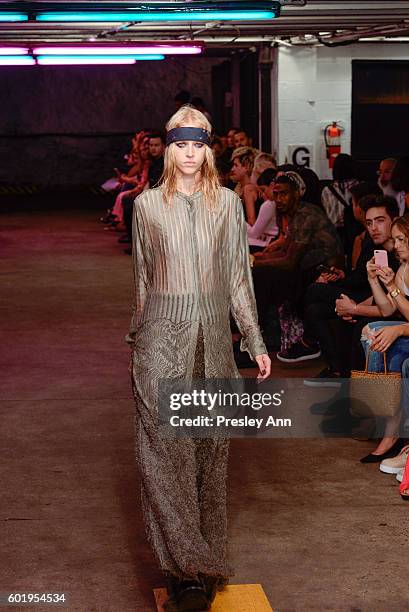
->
[1,208,408,612]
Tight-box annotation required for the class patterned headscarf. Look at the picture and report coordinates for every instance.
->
[276,170,306,196]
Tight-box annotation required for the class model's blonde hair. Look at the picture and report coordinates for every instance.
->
[161,105,220,210]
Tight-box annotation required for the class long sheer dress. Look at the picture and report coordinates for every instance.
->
[128,186,266,582]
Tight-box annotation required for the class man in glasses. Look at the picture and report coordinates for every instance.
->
[378,158,397,198]
[378,158,397,192]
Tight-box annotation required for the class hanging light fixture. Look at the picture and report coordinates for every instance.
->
[33,44,203,56]
[0,42,201,66]
[36,54,165,65]
[0,13,28,22]
[0,56,35,65]
[0,47,30,55]
[35,2,280,23]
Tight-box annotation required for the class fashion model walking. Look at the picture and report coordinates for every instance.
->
[128,106,270,611]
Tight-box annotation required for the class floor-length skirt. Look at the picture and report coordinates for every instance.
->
[131,320,233,581]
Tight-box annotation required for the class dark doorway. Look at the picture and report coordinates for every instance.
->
[211,60,232,136]
[352,60,409,180]
[240,52,259,148]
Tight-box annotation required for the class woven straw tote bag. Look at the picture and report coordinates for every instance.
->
[350,351,401,418]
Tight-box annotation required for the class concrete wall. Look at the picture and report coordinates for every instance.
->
[0,57,222,188]
[276,43,409,179]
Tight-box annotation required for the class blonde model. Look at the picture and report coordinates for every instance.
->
[128,106,270,611]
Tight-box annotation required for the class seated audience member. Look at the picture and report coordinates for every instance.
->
[247,168,279,249]
[219,134,228,150]
[212,136,225,159]
[212,136,231,170]
[191,96,212,122]
[264,168,310,354]
[212,138,233,187]
[390,156,409,215]
[131,129,149,154]
[321,154,359,265]
[350,182,382,269]
[110,151,145,225]
[233,128,252,148]
[295,167,323,209]
[377,157,397,197]
[116,147,148,189]
[321,154,359,226]
[174,89,190,110]
[100,135,145,196]
[381,438,409,498]
[399,457,409,501]
[359,214,409,462]
[276,164,323,211]
[225,128,239,159]
[216,159,232,188]
[114,140,151,248]
[295,196,400,377]
[230,147,259,225]
[139,134,151,162]
[251,173,343,340]
[147,133,165,187]
[251,153,277,184]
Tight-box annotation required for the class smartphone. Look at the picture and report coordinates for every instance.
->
[374,250,388,268]
[316,264,333,275]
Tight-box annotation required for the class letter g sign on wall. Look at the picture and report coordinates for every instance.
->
[287,145,313,168]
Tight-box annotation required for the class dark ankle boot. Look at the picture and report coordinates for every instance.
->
[199,575,219,604]
[163,576,181,612]
[177,580,209,611]
[164,576,209,612]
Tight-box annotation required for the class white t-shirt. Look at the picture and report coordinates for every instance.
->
[246,199,278,247]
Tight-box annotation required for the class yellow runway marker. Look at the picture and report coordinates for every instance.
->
[154,583,273,611]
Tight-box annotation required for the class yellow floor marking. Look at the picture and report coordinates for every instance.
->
[154,583,273,611]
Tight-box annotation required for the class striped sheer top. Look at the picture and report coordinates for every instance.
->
[129,185,266,359]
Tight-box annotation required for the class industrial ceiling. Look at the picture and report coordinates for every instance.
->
[1,1,409,47]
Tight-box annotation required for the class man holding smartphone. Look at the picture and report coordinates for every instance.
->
[297,195,400,384]
[374,249,389,269]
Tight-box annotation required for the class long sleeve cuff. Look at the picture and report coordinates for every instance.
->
[240,334,267,361]
[126,306,137,347]
[125,332,136,347]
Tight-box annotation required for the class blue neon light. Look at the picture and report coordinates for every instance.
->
[36,10,275,22]
[0,13,28,22]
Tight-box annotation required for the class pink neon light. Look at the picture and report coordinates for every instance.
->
[33,45,202,55]
[0,47,29,55]
[37,57,137,65]
[0,57,35,65]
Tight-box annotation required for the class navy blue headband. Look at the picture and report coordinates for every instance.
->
[166,127,211,147]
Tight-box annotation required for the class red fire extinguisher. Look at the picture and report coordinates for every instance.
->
[324,122,342,169]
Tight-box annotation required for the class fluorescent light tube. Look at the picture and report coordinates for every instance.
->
[36,54,165,65]
[33,46,202,55]
[36,11,276,23]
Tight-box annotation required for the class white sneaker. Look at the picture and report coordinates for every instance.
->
[396,469,404,483]
[379,445,409,474]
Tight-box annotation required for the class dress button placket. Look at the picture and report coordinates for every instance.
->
[186,196,201,322]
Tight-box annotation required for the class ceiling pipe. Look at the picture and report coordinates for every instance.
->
[318,20,409,46]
